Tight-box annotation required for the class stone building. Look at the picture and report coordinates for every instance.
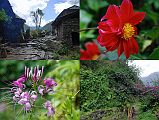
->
[52,5,79,46]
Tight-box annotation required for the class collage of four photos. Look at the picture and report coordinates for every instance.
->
[0,0,159,120]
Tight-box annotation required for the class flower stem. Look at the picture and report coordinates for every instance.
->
[80,27,98,32]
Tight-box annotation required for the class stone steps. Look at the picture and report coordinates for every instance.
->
[0,35,62,60]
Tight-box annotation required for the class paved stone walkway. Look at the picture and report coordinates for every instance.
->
[0,36,61,60]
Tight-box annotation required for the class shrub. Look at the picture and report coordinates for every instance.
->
[80,61,141,113]
[137,110,157,120]
[30,30,39,39]
[0,9,8,22]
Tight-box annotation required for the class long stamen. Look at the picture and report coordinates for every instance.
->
[27,68,30,78]
[29,67,33,78]
[37,70,41,78]
[41,66,44,76]
[25,66,27,77]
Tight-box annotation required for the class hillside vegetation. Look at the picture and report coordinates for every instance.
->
[80,61,159,120]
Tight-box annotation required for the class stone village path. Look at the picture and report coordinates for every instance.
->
[0,35,61,60]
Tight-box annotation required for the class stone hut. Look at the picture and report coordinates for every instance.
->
[52,5,79,46]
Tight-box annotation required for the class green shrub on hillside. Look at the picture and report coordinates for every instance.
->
[137,110,157,120]
[0,9,8,22]
[80,61,142,113]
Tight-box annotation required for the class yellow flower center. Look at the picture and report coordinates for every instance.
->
[122,23,135,40]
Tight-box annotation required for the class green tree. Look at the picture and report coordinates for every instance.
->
[0,9,8,21]
[30,8,44,29]
[37,8,44,28]
[0,9,8,41]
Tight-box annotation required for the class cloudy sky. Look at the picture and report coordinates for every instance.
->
[9,0,79,27]
[128,60,159,77]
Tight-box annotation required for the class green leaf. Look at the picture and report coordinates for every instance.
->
[87,0,108,12]
[80,30,96,42]
[142,27,159,40]
[129,55,142,60]
[149,47,159,59]
[0,9,8,21]
[80,10,92,29]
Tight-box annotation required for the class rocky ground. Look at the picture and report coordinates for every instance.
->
[0,35,63,60]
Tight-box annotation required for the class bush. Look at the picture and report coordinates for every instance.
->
[80,61,141,113]
[0,9,8,22]
[137,110,157,120]
[30,30,39,39]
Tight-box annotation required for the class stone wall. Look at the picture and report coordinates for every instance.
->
[53,16,79,47]
[61,17,79,46]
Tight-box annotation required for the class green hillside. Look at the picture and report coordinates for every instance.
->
[80,61,159,120]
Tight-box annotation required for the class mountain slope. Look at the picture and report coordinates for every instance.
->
[42,21,52,32]
[141,72,159,85]
[24,24,30,31]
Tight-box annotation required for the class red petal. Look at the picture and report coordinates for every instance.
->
[103,5,121,28]
[129,12,145,25]
[131,37,139,54]
[97,32,118,47]
[80,50,88,60]
[123,40,131,59]
[80,42,101,60]
[106,40,119,51]
[98,21,113,32]
[118,41,124,57]
[120,0,134,23]
[85,42,100,56]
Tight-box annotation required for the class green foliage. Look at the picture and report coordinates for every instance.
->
[80,61,141,113]
[137,110,157,120]
[0,60,48,81]
[30,8,44,29]
[139,95,159,113]
[30,29,45,38]
[30,30,39,38]
[46,60,80,120]
[63,96,79,120]
[52,45,79,60]
[0,108,15,120]
[81,61,159,119]
[57,44,69,55]
[0,9,8,22]
[149,47,159,59]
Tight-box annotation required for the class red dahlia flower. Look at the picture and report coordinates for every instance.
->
[80,42,101,60]
[97,0,145,59]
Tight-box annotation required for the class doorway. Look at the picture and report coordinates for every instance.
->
[71,32,79,46]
